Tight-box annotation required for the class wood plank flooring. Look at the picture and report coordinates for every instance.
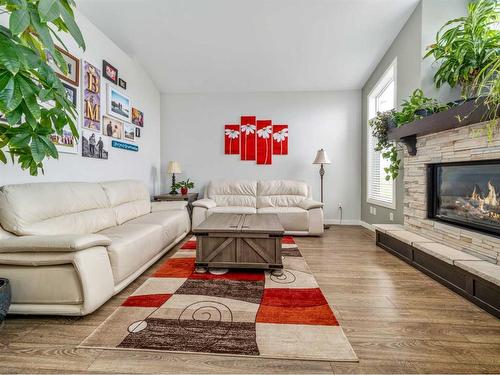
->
[1,226,499,374]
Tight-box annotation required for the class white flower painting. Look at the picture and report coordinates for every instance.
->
[224,125,240,154]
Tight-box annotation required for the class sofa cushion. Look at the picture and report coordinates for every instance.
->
[208,206,257,215]
[257,180,310,208]
[127,210,190,244]
[100,180,151,225]
[206,180,257,207]
[257,207,309,231]
[99,223,165,283]
[0,182,115,236]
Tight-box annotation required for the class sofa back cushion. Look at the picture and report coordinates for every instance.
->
[0,182,115,236]
[206,180,257,207]
[257,180,310,208]
[100,180,151,225]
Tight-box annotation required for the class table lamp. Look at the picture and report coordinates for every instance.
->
[167,161,182,194]
[313,149,331,203]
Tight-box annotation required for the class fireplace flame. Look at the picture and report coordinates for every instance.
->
[469,180,499,215]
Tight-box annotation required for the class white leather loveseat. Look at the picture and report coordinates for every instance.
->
[0,180,190,316]
[192,180,324,235]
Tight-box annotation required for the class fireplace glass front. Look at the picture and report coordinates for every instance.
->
[427,160,500,236]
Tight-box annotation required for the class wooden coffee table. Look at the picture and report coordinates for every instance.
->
[192,213,284,271]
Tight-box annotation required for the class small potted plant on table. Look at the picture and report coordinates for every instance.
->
[176,179,195,195]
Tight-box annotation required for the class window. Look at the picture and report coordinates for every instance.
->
[367,60,396,209]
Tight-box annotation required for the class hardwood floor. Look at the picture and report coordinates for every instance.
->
[1,226,499,374]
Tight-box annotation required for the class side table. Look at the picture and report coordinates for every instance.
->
[153,193,199,217]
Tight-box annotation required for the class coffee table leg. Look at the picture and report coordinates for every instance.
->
[195,264,208,274]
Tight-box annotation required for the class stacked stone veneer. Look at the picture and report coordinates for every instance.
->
[404,120,500,264]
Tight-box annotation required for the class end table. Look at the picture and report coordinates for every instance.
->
[153,193,199,217]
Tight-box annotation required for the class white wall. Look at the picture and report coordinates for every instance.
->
[0,11,162,194]
[161,91,361,223]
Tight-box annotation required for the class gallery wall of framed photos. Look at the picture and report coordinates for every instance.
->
[1,11,162,192]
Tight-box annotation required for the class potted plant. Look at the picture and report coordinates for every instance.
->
[369,110,401,180]
[395,89,448,126]
[424,0,500,99]
[175,179,194,195]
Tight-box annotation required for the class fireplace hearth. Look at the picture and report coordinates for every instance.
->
[427,160,500,237]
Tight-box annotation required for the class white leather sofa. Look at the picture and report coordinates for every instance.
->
[0,180,190,316]
[192,180,324,236]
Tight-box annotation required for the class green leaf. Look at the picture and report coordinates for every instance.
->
[39,134,58,158]
[0,150,6,164]
[9,9,30,35]
[0,38,21,75]
[58,3,85,50]
[0,76,22,112]
[9,132,31,148]
[18,76,41,120]
[38,0,61,22]
[30,136,45,163]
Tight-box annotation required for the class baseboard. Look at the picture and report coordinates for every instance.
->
[324,219,362,226]
[359,221,375,231]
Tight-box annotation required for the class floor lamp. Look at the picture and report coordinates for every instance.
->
[313,149,331,203]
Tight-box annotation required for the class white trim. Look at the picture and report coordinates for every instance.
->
[359,221,375,232]
[324,219,363,226]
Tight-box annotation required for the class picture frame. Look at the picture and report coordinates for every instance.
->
[103,60,118,84]
[118,78,127,90]
[124,123,135,142]
[135,127,141,138]
[102,115,124,140]
[62,83,77,107]
[50,126,78,154]
[131,108,144,127]
[47,46,80,86]
[82,129,109,159]
[107,85,131,122]
[82,61,101,132]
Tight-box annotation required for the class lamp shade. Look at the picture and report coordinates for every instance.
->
[313,149,331,164]
[167,161,182,174]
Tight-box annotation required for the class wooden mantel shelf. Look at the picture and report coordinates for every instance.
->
[387,99,494,156]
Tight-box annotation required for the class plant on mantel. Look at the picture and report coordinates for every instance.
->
[370,0,500,181]
[369,90,448,180]
[0,0,85,175]
[424,0,500,99]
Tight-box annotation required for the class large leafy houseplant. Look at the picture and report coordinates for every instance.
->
[424,0,500,98]
[0,0,85,175]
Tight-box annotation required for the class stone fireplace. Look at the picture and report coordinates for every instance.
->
[404,120,500,265]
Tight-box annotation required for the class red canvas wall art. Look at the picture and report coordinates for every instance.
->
[240,116,256,160]
[256,120,273,165]
[224,125,240,154]
[272,125,288,155]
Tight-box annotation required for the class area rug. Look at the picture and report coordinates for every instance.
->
[79,236,357,362]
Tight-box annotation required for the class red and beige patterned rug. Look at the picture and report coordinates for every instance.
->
[79,236,357,362]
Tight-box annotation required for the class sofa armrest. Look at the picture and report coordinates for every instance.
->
[299,199,324,210]
[0,234,112,253]
[192,199,217,209]
[151,201,188,212]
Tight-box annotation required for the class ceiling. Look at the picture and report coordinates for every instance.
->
[77,0,419,94]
